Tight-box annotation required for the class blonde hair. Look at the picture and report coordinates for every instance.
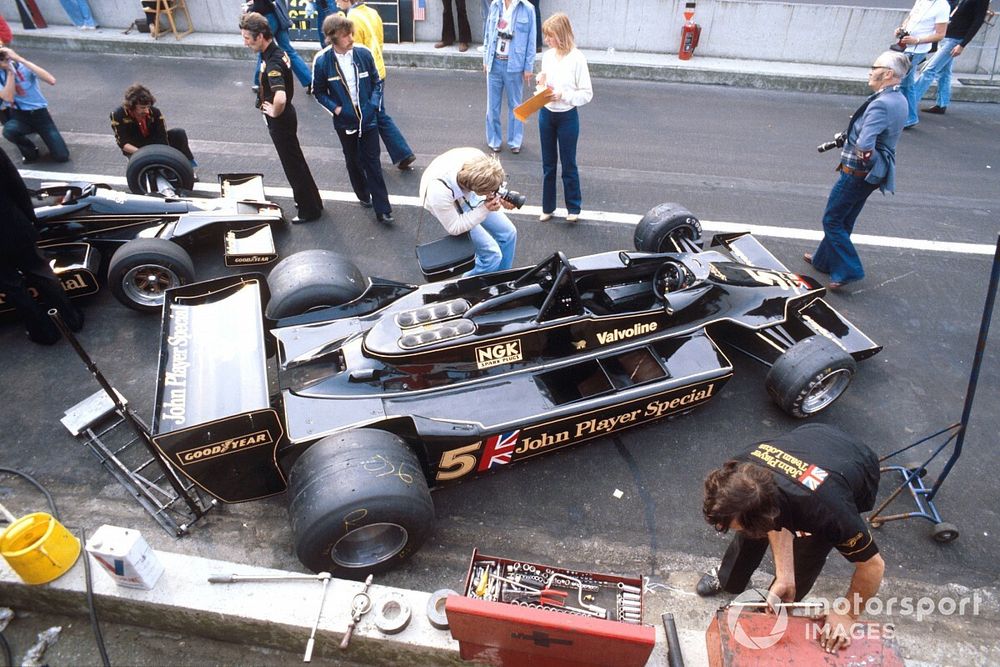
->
[457,155,505,194]
[542,13,575,54]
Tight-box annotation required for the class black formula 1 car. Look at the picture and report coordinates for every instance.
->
[0,172,281,314]
[145,203,881,578]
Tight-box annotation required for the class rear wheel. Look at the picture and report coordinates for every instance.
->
[125,144,195,195]
[287,430,435,579]
[766,336,856,417]
[107,238,194,312]
[634,202,703,253]
[266,250,366,319]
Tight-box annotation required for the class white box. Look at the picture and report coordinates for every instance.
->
[85,525,164,590]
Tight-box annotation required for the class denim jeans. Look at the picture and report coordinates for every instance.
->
[377,83,414,165]
[811,171,879,284]
[2,107,70,162]
[539,106,581,215]
[467,211,517,275]
[254,13,313,88]
[314,1,330,46]
[59,0,97,27]
[900,51,928,127]
[912,36,961,112]
[486,59,526,150]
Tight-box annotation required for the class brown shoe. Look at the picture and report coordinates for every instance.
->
[458,42,469,52]
[803,253,813,265]
[434,41,452,49]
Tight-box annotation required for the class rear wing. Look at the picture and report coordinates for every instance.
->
[151,274,286,502]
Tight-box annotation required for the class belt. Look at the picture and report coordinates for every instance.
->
[839,164,869,178]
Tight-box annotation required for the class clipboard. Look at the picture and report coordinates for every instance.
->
[514,88,554,122]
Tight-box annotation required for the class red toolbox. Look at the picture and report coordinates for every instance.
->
[445,549,656,666]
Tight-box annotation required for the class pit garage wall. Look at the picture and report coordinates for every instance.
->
[3,0,998,73]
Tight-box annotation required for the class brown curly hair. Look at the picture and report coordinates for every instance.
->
[702,461,780,539]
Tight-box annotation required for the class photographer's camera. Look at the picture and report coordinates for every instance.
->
[817,131,847,153]
[494,183,526,209]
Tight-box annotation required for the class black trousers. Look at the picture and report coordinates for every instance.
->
[716,532,835,600]
[441,0,471,44]
[266,105,323,219]
[335,127,390,216]
[1,224,83,344]
[166,128,195,163]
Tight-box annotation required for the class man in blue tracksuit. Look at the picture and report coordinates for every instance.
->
[312,13,394,224]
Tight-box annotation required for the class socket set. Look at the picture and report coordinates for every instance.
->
[461,550,644,625]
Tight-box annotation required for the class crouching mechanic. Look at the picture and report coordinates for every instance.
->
[110,84,196,168]
[699,423,884,653]
[419,147,517,275]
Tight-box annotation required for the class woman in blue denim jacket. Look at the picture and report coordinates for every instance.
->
[482,0,536,153]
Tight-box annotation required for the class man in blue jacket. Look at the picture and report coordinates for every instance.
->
[804,51,908,291]
[483,0,536,154]
[312,13,393,224]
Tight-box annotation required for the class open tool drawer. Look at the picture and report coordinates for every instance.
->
[445,549,656,666]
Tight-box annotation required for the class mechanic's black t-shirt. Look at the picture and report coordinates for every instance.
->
[259,41,293,106]
[734,423,881,563]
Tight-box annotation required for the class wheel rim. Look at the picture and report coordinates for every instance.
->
[801,368,852,414]
[331,522,409,568]
[137,165,183,194]
[658,224,699,253]
[121,264,181,308]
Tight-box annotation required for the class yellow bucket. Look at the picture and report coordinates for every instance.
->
[0,512,81,585]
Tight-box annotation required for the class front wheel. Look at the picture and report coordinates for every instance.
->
[634,202,703,253]
[766,336,856,418]
[107,238,195,312]
[125,144,195,195]
[287,430,435,579]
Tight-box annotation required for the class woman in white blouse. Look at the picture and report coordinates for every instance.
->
[535,13,592,222]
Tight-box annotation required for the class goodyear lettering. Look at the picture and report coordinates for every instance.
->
[178,430,273,464]
[231,255,271,265]
[595,322,657,345]
[475,340,523,369]
[642,383,716,419]
[161,307,191,427]
[514,429,570,454]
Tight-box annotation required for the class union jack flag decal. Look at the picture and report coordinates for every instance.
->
[477,430,521,472]
[797,464,828,490]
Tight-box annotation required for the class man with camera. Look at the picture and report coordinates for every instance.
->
[805,51,909,291]
[0,46,70,164]
[895,0,951,128]
[240,12,324,224]
[419,147,518,275]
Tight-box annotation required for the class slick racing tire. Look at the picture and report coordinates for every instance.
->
[288,429,435,579]
[126,145,196,195]
[634,202,703,253]
[266,249,366,319]
[107,238,195,312]
[766,336,856,418]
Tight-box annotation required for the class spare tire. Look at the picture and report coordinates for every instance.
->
[126,144,195,195]
[288,429,435,579]
[634,202,703,253]
[107,238,195,312]
[266,249,366,319]
[766,336,856,418]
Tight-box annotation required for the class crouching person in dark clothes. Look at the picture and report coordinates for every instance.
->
[110,84,196,167]
[698,423,884,653]
[0,149,84,344]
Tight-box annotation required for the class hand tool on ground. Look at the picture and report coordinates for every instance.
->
[340,574,374,651]
[208,572,332,583]
[303,573,333,662]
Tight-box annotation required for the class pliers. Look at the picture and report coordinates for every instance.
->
[530,588,569,608]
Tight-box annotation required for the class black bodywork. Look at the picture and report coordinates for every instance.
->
[147,233,881,504]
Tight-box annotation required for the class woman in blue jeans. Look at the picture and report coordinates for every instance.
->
[535,13,591,222]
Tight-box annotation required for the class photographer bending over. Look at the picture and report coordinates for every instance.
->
[110,84,196,167]
[805,51,908,291]
[419,147,518,275]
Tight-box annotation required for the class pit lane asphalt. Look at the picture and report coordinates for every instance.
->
[1,46,998,620]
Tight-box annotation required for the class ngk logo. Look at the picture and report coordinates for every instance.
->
[475,340,523,369]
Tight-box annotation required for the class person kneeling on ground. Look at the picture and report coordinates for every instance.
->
[110,83,196,170]
[419,146,517,275]
[0,46,70,164]
[698,423,885,654]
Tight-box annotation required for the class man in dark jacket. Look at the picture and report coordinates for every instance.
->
[110,83,195,165]
[312,13,393,224]
[0,149,84,344]
[911,0,992,118]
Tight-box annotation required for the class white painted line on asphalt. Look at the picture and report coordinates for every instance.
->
[23,168,997,257]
